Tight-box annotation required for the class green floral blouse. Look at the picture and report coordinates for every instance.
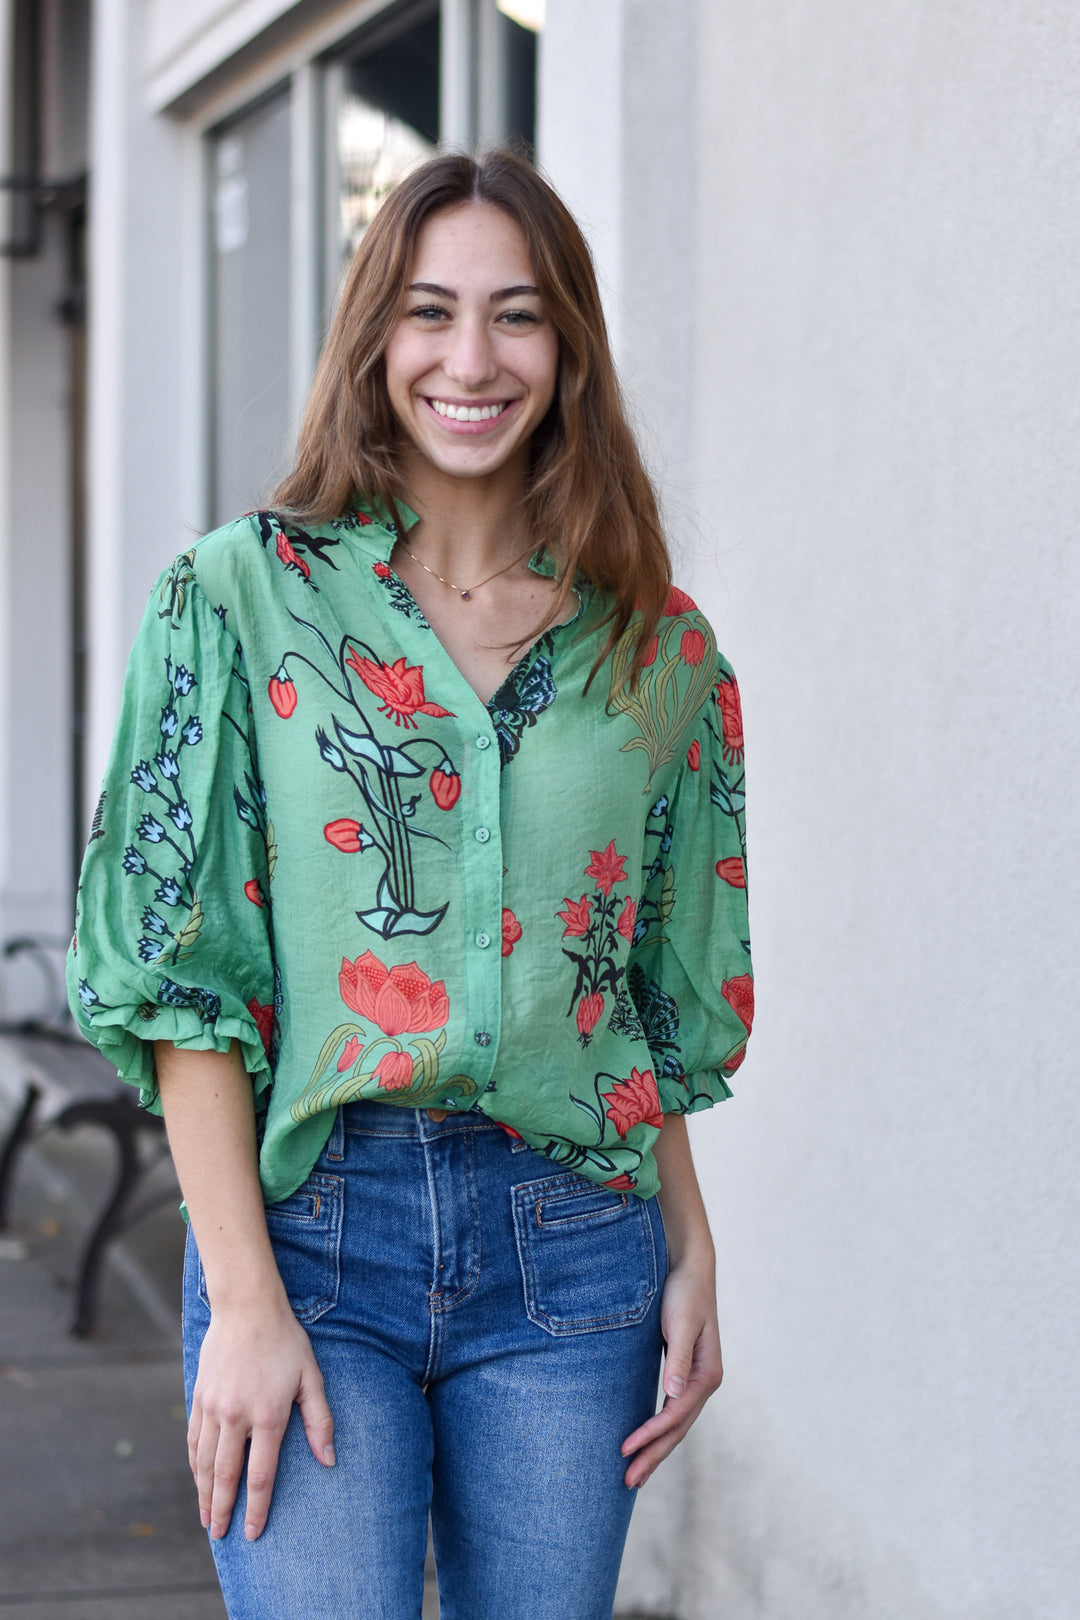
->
[66,503,752,1202]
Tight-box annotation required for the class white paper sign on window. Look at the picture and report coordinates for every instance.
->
[215,135,249,254]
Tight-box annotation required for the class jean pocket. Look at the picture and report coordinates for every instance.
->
[511,1172,658,1336]
[198,1173,344,1324]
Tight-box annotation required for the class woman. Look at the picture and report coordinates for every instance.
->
[67,150,752,1620]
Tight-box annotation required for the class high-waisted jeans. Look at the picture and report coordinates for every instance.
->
[181,1101,667,1620]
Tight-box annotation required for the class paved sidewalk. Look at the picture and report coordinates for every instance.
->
[0,1113,227,1618]
[0,1111,444,1618]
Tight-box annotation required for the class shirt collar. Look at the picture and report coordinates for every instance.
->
[343,502,591,596]
[344,495,421,561]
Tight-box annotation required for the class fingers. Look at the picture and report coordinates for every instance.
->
[298,1363,336,1469]
[242,1423,286,1541]
[621,1318,724,1488]
[621,1388,699,1487]
[194,1409,247,1539]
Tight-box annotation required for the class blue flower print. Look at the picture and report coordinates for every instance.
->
[488,653,557,768]
[650,794,669,818]
[138,937,162,962]
[168,801,194,831]
[157,979,222,1020]
[160,706,179,738]
[137,814,166,843]
[130,761,156,792]
[140,908,167,934]
[172,664,196,695]
[627,965,680,1059]
[233,791,259,829]
[155,749,180,780]
[122,846,148,874]
[315,727,347,771]
[181,717,203,746]
[77,979,100,1008]
[154,877,182,906]
[156,978,190,1007]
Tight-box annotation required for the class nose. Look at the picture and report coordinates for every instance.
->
[443,316,499,390]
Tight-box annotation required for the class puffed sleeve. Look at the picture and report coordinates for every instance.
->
[66,554,276,1112]
[627,652,753,1114]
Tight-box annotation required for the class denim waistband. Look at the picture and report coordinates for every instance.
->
[334,1098,501,1142]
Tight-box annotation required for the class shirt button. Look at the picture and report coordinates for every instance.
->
[475,930,492,949]
[475,1030,492,1047]
[475,735,491,750]
[474,826,491,843]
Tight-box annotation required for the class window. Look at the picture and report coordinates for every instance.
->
[328,3,441,283]
[209,89,292,525]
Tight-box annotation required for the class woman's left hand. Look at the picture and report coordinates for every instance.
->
[620,1111,724,1488]
[620,1254,724,1488]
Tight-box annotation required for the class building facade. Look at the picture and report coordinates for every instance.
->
[1,3,1078,1618]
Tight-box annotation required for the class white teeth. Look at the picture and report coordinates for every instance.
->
[431,400,506,422]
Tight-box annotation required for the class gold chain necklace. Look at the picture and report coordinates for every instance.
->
[397,540,535,601]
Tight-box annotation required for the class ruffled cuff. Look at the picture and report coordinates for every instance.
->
[659,1066,735,1117]
[72,999,273,1115]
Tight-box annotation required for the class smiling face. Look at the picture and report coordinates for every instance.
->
[383,201,559,496]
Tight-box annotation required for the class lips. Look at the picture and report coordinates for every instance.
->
[428,398,511,422]
[421,396,519,435]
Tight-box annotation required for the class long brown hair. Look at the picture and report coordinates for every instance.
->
[273,149,671,688]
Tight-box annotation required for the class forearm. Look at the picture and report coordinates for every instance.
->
[654,1112,715,1270]
[154,1039,288,1313]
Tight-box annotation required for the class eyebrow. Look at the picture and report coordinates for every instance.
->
[407,282,541,302]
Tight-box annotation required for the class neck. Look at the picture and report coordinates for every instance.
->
[398,448,532,580]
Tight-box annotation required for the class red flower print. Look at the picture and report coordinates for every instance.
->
[584,839,628,897]
[557,894,593,937]
[430,766,461,810]
[355,510,373,526]
[337,1035,361,1072]
[345,651,455,729]
[374,1050,415,1091]
[276,530,310,579]
[641,634,658,667]
[498,1122,523,1141]
[324,817,373,853]
[244,878,264,907]
[576,992,605,1040]
[501,908,523,957]
[339,950,450,1036]
[602,1067,663,1138]
[616,896,637,943]
[716,676,744,764]
[605,1172,637,1191]
[268,666,297,718]
[716,856,746,888]
[246,997,273,1058]
[721,973,754,1035]
[373,561,392,579]
[664,585,697,616]
[680,627,706,667]
[686,739,701,772]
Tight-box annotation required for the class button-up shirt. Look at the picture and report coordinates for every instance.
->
[67,503,752,1201]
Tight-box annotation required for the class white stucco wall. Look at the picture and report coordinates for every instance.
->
[544,3,1080,1618]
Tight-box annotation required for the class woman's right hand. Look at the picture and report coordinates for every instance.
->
[188,1297,336,1541]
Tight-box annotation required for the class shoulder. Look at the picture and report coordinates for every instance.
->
[658,585,719,668]
[182,513,269,613]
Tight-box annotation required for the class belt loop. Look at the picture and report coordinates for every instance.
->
[325,1105,346,1162]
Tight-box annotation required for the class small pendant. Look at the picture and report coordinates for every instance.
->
[460,590,472,600]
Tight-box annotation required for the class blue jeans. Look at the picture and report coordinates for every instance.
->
[182,1102,667,1620]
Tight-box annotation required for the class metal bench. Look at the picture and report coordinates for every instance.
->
[0,938,177,1337]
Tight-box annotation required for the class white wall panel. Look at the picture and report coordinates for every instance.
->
[545,4,1080,1617]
